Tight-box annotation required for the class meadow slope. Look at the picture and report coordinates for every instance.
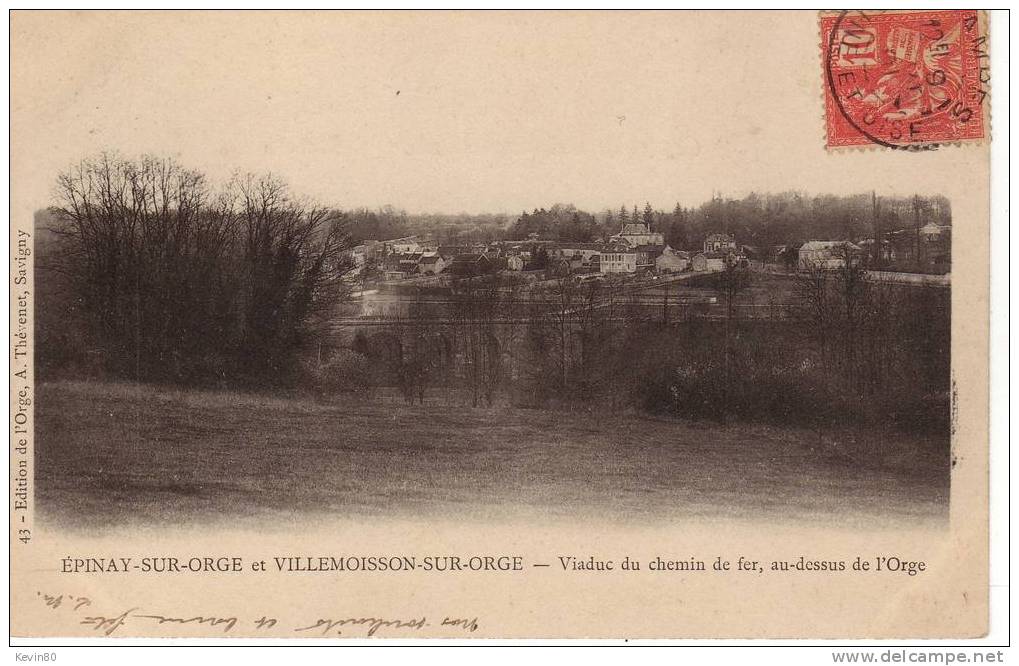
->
[36,380,949,531]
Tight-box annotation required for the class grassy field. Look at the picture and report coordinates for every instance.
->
[36,380,948,531]
[668,271,800,305]
[634,272,801,314]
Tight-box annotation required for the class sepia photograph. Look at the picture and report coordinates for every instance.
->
[33,174,954,529]
[9,8,999,645]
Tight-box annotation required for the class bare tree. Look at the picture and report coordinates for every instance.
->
[830,244,867,390]
[532,276,578,392]
[795,259,836,372]
[53,154,232,380]
[795,244,885,397]
[51,154,351,385]
[712,257,751,409]
[856,278,897,396]
[450,275,505,407]
[232,173,351,380]
[522,275,625,404]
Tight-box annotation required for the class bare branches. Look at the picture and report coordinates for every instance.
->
[449,275,506,407]
[50,154,351,385]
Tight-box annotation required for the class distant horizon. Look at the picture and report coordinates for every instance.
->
[33,185,952,220]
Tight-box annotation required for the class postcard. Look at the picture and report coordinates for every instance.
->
[10,10,992,639]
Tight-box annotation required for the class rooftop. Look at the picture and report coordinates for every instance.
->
[800,240,862,251]
[553,242,605,250]
[618,223,652,235]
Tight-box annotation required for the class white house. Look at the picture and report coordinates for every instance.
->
[600,250,637,273]
[550,243,602,274]
[798,240,863,270]
[387,236,433,254]
[349,240,382,266]
[691,252,726,272]
[656,247,690,273]
[417,254,445,275]
[703,233,737,254]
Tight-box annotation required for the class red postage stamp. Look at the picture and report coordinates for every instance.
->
[821,10,989,149]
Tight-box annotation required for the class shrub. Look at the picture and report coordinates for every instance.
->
[302,349,374,396]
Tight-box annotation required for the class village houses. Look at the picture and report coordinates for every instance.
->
[656,247,690,273]
[703,233,737,253]
[797,240,863,270]
[610,221,665,247]
[417,254,445,275]
[600,249,637,274]
[692,234,741,272]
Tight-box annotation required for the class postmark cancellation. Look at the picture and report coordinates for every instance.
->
[821,10,989,150]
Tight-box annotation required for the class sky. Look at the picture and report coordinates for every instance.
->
[12,10,988,216]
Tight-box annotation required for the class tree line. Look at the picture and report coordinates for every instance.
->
[316,263,948,438]
[40,154,350,385]
[320,273,646,409]
[289,192,952,251]
[510,193,950,250]
[36,152,951,434]
[641,261,949,435]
